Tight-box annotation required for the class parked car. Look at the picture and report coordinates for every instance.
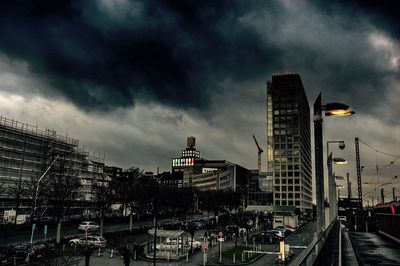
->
[0,253,8,265]
[188,220,205,230]
[250,230,283,244]
[274,226,293,237]
[188,238,202,249]
[69,236,107,248]
[78,221,100,232]
[10,243,46,260]
[298,219,307,227]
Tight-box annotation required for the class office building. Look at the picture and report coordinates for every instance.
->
[172,136,249,192]
[266,73,312,215]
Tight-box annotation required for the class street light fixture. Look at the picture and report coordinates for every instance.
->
[314,93,355,234]
[324,103,355,117]
[333,157,348,165]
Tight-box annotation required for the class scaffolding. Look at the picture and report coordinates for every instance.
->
[0,115,106,222]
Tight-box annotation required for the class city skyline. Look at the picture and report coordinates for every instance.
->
[0,1,399,203]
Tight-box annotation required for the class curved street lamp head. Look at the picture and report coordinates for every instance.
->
[333,157,348,165]
[324,102,355,117]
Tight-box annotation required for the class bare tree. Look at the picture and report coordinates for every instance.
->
[8,176,27,224]
[126,167,144,231]
[92,177,114,235]
[43,159,80,243]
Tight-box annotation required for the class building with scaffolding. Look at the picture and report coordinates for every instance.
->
[0,115,109,223]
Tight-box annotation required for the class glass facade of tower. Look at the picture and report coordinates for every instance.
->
[266,73,312,214]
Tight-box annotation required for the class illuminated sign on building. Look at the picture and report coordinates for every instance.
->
[172,157,195,167]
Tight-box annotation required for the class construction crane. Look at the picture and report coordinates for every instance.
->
[252,134,263,172]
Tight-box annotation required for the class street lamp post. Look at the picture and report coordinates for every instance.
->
[30,155,59,244]
[327,141,345,224]
[313,94,325,233]
[313,93,354,234]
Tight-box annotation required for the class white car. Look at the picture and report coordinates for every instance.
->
[78,221,100,231]
[69,236,107,248]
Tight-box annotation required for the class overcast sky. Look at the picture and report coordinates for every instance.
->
[0,0,399,204]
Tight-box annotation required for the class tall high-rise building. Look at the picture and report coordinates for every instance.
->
[266,73,312,214]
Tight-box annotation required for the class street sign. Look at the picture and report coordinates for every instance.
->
[201,242,208,250]
[218,231,224,238]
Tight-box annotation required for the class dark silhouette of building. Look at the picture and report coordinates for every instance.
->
[266,73,312,215]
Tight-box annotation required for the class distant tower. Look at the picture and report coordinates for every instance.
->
[266,72,312,214]
[172,136,200,171]
[187,136,196,148]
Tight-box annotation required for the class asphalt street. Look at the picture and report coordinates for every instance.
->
[74,222,316,266]
[1,215,208,246]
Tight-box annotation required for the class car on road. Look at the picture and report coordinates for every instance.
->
[188,220,206,230]
[10,243,46,260]
[298,219,307,227]
[274,226,294,237]
[69,236,107,248]
[250,230,283,244]
[78,221,100,232]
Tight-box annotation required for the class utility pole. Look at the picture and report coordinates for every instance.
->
[393,187,396,202]
[355,138,364,231]
[153,167,160,266]
[381,188,384,204]
[347,173,351,199]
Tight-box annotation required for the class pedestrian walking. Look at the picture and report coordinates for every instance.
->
[122,247,131,266]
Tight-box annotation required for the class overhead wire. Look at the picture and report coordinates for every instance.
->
[358,138,400,201]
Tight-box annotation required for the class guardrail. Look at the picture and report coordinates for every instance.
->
[290,218,339,266]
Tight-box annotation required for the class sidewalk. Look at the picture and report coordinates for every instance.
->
[341,229,358,266]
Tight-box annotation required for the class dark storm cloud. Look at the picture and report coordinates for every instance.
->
[0,0,398,118]
[329,0,400,36]
[0,0,280,111]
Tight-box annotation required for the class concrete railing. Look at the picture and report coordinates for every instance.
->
[290,218,340,266]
